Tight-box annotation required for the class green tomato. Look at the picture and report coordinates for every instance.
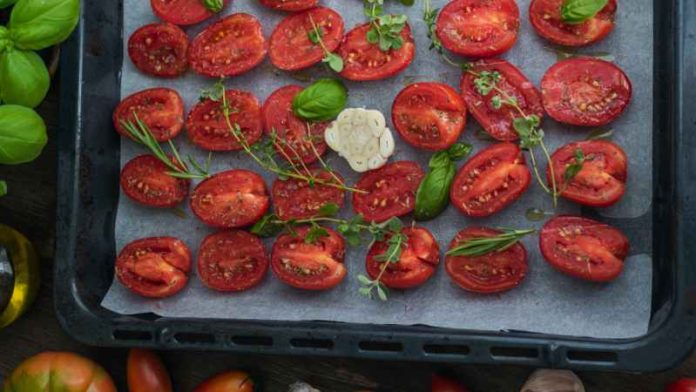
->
[9,0,80,51]
[0,49,50,108]
[0,105,47,165]
[0,0,18,9]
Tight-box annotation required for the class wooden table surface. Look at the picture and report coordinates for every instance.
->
[0,83,694,392]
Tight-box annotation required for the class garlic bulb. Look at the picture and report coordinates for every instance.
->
[288,382,320,392]
[520,370,585,392]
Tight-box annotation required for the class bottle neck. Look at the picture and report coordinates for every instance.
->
[0,245,14,312]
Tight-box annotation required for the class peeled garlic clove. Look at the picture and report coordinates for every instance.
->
[349,156,370,172]
[379,128,395,157]
[520,369,585,392]
[367,154,387,170]
[324,126,341,151]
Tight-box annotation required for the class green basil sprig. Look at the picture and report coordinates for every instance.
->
[201,0,224,13]
[561,0,609,24]
[292,78,348,122]
[414,143,473,221]
[0,105,47,165]
[0,48,50,108]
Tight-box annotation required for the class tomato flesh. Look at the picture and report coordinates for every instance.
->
[450,143,530,217]
[258,0,318,12]
[541,57,632,127]
[190,170,270,229]
[151,0,231,26]
[529,0,617,47]
[186,89,263,151]
[128,23,189,78]
[392,82,467,151]
[120,155,190,208]
[114,88,184,142]
[540,216,629,282]
[353,161,425,223]
[116,237,192,298]
[436,0,520,58]
[271,226,346,290]
[272,169,345,220]
[446,227,528,294]
[197,231,269,292]
[189,13,267,78]
[366,227,440,289]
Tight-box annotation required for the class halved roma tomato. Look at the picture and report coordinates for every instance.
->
[446,227,528,293]
[450,143,531,217]
[269,7,344,71]
[431,374,471,392]
[541,57,632,126]
[666,379,696,392]
[338,22,415,81]
[194,371,255,392]
[189,13,267,78]
[258,0,318,12]
[392,82,467,151]
[366,227,440,289]
[115,237,192,298]
[128,23,189,78]
[353,161,425,223]
[127,349,172,392]
[262,85,328,164]
[548,140,627,207]
[460,59,543,141]
[271,226,346,290]
[540,215,629,282]
[436,0,520,58]
[197,231,269,292]
[186,89,263,151]
[120,155,189,208]
[151,0,231,26]
[272,169,345,220]
[529,0,617,47]
[190,170,270,229]
[113,88,184,142]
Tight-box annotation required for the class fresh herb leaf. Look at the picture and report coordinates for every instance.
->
[563,148,586,183]
[308,28,322,44]
[199,79,226,102]
[586,128,614,140]
[317,202,341,217]
[376,284,389,301]
[305,223,330,244]
[364,0,408,53]
[322,53,344,73]
[292,78,348,122]
[561,0,609,24]
[0,180,7,197]
[447,228,536,257]
[200,0,224,13]
[446,142,473,161]
[250,214,285,237]
[308,14,344,73]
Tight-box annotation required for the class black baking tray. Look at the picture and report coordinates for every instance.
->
[54,0,696,371]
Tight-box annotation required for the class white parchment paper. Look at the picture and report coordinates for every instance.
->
[102,0,654,339]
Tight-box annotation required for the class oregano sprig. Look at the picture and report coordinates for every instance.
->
[364,0,410,52]
[308,14,344,72]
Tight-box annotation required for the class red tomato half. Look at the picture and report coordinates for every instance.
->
[436,0,520,58]
[366,227,440,289]
[540,216,629,282]
[271,226,346,290]
[529,0,617,47]
[258,0,318,12]
[189,13,267,78]
[270,7,344,71]
[392,82,467,151]
[338,22,415,81]
[190,170,270,229]
[666,379,696,392]
[127,349,172,392]
[450,143,531,217]
[151,0,231,26]
[262,85,328,164]
[113,88,184,142]
[460,59,544,141]
[115,237,192,298]
[353,161,425,223]
[186,89,263,151]
[128,23,189,78]
[446,227,528,293]
[548,140,627,207]
[272,169,345,220]
[120,155,189,208]
[431,375,471,392]
[197,231,269,292]
[541,57,632,126]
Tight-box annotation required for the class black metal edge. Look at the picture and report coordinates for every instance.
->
[53,0,696,371]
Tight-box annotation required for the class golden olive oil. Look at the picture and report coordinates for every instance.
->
[0,224,40,329]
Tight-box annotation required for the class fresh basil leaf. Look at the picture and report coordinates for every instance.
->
[0,105,47,165]
[200,0,224,13]
[428,151,451,169]
[414,162,456,221]
[0,49,50,108]
[9,0,80,51]
[446,142,473,161]
[292,78,347,122]
[0,0,18,9]
[561,0,609,24]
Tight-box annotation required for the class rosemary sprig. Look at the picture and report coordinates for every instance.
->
[446,228,536,257]
[308,14,344,72]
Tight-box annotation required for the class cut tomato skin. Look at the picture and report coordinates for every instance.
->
[529,0,617,47]
[338,22,416,81]
[392,82,467,151]
[431,375,471,392]
[460,59,544,141]
[193,371,255,392]
[270,7,344,71]
[128,23,189,78]
[450,143,531,218]
[666,379,696,392]
[548,140,628,207]
[190,170,270,229]
[272,169,345,220]
[262,85,328,164]
[186,89,263,151]
[353,161,425,223]
[271,226,347,290]
[436,0,520,58]
[366,227,440,289]
[189,13,267,78]
[197,231,269,292]
[113,88,184,142]
[127,349,173,392]
[446,227,528,294]
[151,0,231,26]
[541,57,632,127]
[258,0,318,12]
[120,155,190,208]
[540,216,629,282]
[115,237,192,298]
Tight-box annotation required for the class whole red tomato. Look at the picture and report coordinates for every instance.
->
[194,371,255,392]
[2,352,116,392]
[127,349,172,392]
[667,379,696,392]
[432,375,470,392]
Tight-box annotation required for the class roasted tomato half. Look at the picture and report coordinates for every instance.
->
[666,379,696,392]
[113,88,184,142]
[197,230,269,292]
[258,0,318,12]
[151,0,231,26]
[529,0,617,47]
[120,155,190,208]
[272,169,345,220]
[353,161,425,223]
[128,23,189,78]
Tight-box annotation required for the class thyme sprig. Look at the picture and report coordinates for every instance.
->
[446,228,536,257]
[357,218,408,301]
[308,14,344,72]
